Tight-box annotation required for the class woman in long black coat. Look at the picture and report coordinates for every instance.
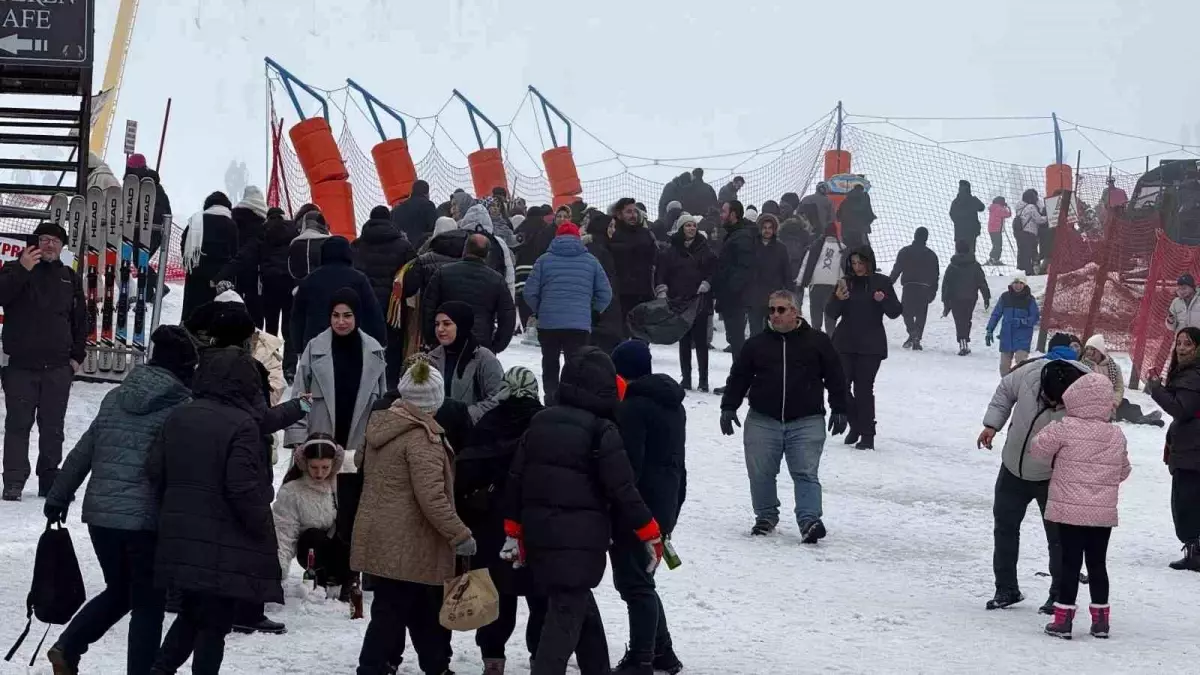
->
[584,213,624,353]
[180,192,240,322]
[456,366,548,671]
[655,214,717,391]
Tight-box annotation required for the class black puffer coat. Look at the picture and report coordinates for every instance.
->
[390,191,438,247]
[456,396,544,596]
[941,252,991,306]
[777,217,812,284]
[656,230,717,317]
[609,220,658,298]
[352,217,415,313]
[616,374,687,536]
[148,348,282,604]
[402,230,464,300]
[714,219,758,309]
[259,214,299,283]
[290,237,387,349]
[720,319,848,422]
[747,236,792,308]
[837,189,876,242]
[584,221,624,349]
[1147,360,1200,472]
[503,348,653,592]
[421,257,516,353]
[825,246,902,358]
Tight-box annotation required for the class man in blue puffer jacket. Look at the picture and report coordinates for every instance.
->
[986,275,1041,375]
[43,326,197,674]
[523,222,613,403]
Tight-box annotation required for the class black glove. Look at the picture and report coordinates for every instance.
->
[984,299,991,310]
[942,306,951,318]
[985,334,994,347]
[43,503,67,523]
[828,413,848,436]
[720,409,741,436]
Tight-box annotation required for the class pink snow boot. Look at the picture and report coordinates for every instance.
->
[1089,604,1110,638]
[1044,603,1075,639]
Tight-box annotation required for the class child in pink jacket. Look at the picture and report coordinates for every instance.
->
[985,197,1011,265]
[1030,372,1130,640]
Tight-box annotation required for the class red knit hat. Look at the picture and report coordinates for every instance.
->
[556,223,580,237]
[126,153,147,169]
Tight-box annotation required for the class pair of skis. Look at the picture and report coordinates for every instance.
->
[48,176,157,376]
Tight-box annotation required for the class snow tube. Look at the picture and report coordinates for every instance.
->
[372,138,417,206]
[290,117,348,185]
[543,146,582,199]
[312,179,357,240]
[1046,163,1073,197]
[824,150,851,181]
[468,148,508,197]
[628,296,701,345]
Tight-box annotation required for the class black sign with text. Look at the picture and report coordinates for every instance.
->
[0,0,93,67]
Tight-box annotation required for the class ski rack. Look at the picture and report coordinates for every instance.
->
[264,57,329,121]
[345,78,407,142]
[452,89,502,152]
[528,86,572,149]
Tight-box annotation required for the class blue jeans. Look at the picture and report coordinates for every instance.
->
[743,412,825,528]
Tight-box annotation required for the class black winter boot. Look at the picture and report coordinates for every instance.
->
[681,374,693,391]
[855,435,875,450]
[1169,541,1200,571]
[698,376,709,393]
[613,651,653,675]
[652,645,684,675]
[844,430,860,446]
[912,338,923,351]
[2,484,21,501]
[751,519,776,536]
[1038,594,1056,615]
[800,519,827,544]
[902,336,914,349]
[985,588,1024,610]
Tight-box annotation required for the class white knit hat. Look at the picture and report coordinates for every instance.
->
[215,289,245,304]
[510,214,526,229]
[433,216,458,237]
[397,358,445,414]
[671,212,699,235]
[1085,334,1107,356]
[237,186,269,219]
[745,207,759,223]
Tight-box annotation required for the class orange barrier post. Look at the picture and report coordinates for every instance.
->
[543,146,582,203]
[311,179,356,240]
[469,148,508,198]
[1046,163,1073,197]
[372,138,417,206]
[289,117,348,185]
[824,150,852,238]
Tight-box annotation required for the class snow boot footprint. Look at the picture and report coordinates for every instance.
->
[1044,603,1075,639]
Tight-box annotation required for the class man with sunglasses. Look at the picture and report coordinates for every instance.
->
[0,222,87,501]
[719,290,848,542]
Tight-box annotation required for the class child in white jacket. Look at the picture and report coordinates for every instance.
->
[273,433,349,594]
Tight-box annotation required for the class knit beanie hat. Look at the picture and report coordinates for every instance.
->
[556,223,580,237]
[433,217,458,237]
[126,153,147,169]
[149,325,199,385]
[369,205,391,220]
[397,358,445,414]
[1085,334,1108,357]
[203,191,232,210]
[33,221,67,244]
[745,207,759,223]
[237,186,269,219]
[611,339,652,380]
[498,365,540,402]
[510,214,526,229]
[215,289,244,304]
[1048,332,1080,351]
[1179,274,1196,289]
[330,286,360,314]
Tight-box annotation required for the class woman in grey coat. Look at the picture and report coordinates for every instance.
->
[427,300,504,424]
[286,287,388,468]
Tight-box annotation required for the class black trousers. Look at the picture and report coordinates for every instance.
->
[2,364,72,489]
[747,304,769,340]
[955,237,978,257]
[296,527,352,586]
[532,588,610,675]
[992,466,1062,597]
[988,231,1004,262]
[901,285,933,340]
[539,329,590,405]
[383,325,407,392]
[1172,468,1200,543]
[56,527,164,675]
[839,354,882,437]
[1038,224,1055,267]
[950,298,977,341]
[721,305,749,358]
[475,593,548,660]
[358,578,448,675]
[1016,230,1036,274]
[843,231,870,250]
[808,285,834,333]
[1057,524,1111,606]
[154,592,236,675]
[262,276,296,375]
[610,538,672,664]
[679,313,710,384]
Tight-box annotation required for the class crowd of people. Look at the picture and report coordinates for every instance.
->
[0,162,1197,673]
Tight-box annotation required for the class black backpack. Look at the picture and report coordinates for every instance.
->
[1040,359,1085,408]
[5,521,86,666]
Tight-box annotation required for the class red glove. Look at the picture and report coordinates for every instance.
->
[502,520,526,567]
[636,519,664,574]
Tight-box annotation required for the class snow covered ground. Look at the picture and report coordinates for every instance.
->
[1,275,1198,674]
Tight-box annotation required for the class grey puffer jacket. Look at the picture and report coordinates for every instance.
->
[428,344,505,424]
[46,365,191,530]
[983,357,1090,482]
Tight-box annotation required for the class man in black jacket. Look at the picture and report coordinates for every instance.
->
[257,208,299,341]
[713,200,758,361]
[0,222,86,501]
[353,205,416,387]
[719,290,847,542]
[390,179,438,248]
[950,179,986,255]
[888,227,941,350]
[610,340,686,675]
[502,347,662,675]
[609,198,658,337]
[421,234,515,354]
[290,236,386,353]
[746,214,791,337]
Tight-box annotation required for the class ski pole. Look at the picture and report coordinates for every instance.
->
[155,98,172,173]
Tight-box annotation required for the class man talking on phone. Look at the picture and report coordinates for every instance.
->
[0,221,86,501]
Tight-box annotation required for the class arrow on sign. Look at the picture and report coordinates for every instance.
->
[0,35,49,55]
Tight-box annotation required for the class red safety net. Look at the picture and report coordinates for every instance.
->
[1129,232,1200,384]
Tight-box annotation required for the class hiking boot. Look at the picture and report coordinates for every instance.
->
[902,336,914,349]
[697,378,709,393]
[652,645,684,675]
[844,431,860,446]
[1038,595,1057,615]
[232,618,287,635]
[47,645,77,675]
[1169,541,1200,571]
[800,519,827,544]
[680,374,693,391]
[1089,604,1110,638]
[855,435,875,450]
[750,519,776,536]
[1043,603,1075,639]
[957,339,969,356]
[912,338,923,351]
[613,651,653,675]
[985,588,1024,610]
[482,658,506,674]
[2,484,21,501]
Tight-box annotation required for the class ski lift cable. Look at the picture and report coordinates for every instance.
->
[844,113,1053,122]
[1070,127,1114,164]
[1058,118,1200,151]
